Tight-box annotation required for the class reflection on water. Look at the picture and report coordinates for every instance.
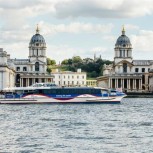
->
[0,98,153,153]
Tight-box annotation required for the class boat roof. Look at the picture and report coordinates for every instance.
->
[3,86,107,91]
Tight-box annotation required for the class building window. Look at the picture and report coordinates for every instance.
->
[82,81,84,85]
[59,76,60,79]
[68,76,70,79]
[120,50,122,57]
[82,76,84,79]
[23,67,27,71]
[148,68,150,72]
[77,76,79,79]
[16,67,20,71]
[135,68,139,72]
[37,49,38,56]
[64,75,65,79]
[35,78,38,83]
[123,63,127,73]
[72,76,74,79]
[16,74,20,84]
[35,62,39,71]
[142,68,145,72]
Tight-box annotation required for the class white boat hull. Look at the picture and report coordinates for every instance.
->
[0,96,124,104]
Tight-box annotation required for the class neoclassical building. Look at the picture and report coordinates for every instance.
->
[7,26,54,87]
[97,27,153,92]
[14,26,54,87]
[0,48,15,90]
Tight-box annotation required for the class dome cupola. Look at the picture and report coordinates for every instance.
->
[114,26,133,64]
[29,24,46,45]
[115,26,131,47]
[28,25,47,63]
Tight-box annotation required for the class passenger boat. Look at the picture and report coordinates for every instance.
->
[0,83,126,104]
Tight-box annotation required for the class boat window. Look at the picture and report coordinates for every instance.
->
[38,90,43,94]
[36,88,101,95]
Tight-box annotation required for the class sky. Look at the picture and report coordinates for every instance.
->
[1,0,153,63]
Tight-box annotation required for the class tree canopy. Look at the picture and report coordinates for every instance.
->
[60,56,112,78]
[47,58,56,66]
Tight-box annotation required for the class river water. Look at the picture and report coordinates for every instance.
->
[0,98,153,153]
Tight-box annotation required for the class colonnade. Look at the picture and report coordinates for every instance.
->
[109,78,142,90]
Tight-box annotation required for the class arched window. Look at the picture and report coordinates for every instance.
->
[123,63,127,73]
[35,62,39,71]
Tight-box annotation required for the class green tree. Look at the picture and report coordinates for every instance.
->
[47,67,52,74]
[72,56,82,64]
[47,58,51,65]
[47,58,56,65]
[50,59,56,65]
[61,59,68,65]
[68,58,73,66]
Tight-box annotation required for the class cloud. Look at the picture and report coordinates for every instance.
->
[131,30,153,52]
[129,30,153,59]
[0,0,153,28]
[46,44,114,63]
[47,45,80,63]
[54,0,153,18]
[39,22,114,35]
[1,42,28,59]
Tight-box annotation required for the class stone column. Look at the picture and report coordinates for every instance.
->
[139,79,141,91]
[122,79,124,89]
[116,79,118,88]
[27,78,29,87]
[33,78,35,84]
[128,79,130,90]
[115,79,116,88]
[140,79,142,90]
[111,78,112,89]
[108,78,110,89]
[21,78,23,87]
[132,79,134,90]
[133,79,135,89]
[20,78,22,87]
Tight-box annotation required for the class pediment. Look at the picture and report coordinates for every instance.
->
[115,60,133,67]
[29,59,46,65]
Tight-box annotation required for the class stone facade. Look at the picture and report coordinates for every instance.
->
[0,48,15,90]
[12,26,54,87]
[0,26,54,89]
[52,69,86,86]
[97,27,153,92]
